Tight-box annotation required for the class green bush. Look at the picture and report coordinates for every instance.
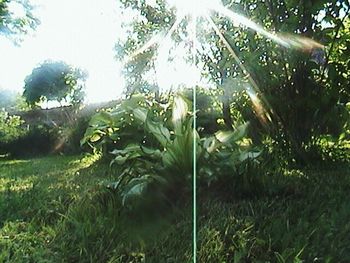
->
[81,93,195,210]
[0,123,59,158]
[82,92,263,210]
[0,107,92,157]
[0,110,25,149]
[54,114,92,155]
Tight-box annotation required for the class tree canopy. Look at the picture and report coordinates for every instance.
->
[23,61,88,107]
[0,0,39,43]
[116,0,350,161]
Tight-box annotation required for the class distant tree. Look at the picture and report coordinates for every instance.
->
[0,88,28,111]
[23,61,88,107]
[0,0,39,43]
[0,88,16,108]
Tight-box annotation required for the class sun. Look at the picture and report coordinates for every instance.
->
[166,0,221,17]
[125,0,324,95]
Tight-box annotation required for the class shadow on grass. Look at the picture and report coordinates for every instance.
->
[197,166,350,262]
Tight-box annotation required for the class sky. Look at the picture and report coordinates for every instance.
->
[0,0,204,104]
[2,0,337,105]
[0,0,125,103]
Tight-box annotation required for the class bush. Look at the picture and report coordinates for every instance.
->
[0,124,59,157]
[54,114,92,155]
[0,106,94,157]
[81,91,263,211]
[0,110,25,150]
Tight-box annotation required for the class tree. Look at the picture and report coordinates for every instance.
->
[0,88,16,109]
[23,61,88,107]
[0,88,28,111]
[0,0,39,43]
[116,0,350,162]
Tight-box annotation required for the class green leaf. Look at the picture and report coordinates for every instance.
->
[133,107,148,122]
[238,150,261,162]
[172,95,188,128]
[145,111,171,147]
[90,133,102,143]
[122,176,149,206]
[90,111,112,126]
[215,123,248,144]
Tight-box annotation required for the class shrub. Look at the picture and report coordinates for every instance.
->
[82,91,263,210]
[0,110,25,148]
[54,114,92,155]
[0,124,59,157]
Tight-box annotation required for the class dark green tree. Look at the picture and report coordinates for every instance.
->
[23,61,88,107]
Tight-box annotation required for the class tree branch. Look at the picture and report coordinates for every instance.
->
[321,6,350,81]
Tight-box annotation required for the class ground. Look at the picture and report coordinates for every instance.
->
[0,155,349,262]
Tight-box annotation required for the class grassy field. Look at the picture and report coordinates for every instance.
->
[0,155,191,262]
[0,155,350,262]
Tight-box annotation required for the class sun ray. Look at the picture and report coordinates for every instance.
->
[121,0,324,125]
[126,34,163,62]
[124,0,324,94]
[214,5,323,50]
[189,15,198,59]
[154,15,187,91]
[206,15,273,124]
[125,15,185,65]
[206,15,259,92]
[214,6,290,47]
[166,0,221,17]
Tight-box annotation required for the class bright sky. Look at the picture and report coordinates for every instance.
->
[0,0,205,104]
[0,0,125,103]
[5,0,334,104]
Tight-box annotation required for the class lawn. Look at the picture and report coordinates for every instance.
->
[0,155,191,262]
[0,155,104,262]
[0,155,350,262]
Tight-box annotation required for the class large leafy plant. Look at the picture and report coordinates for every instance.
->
[82,93,198,208]
[82,92,263,207]
[199,122,263,197]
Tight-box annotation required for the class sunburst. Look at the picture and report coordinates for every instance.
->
[125,0,322,94]
[122,1,323,261]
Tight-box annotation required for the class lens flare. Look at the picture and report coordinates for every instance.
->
[125,0,323,93]
[166,0,221,16]
[121,2,324,261]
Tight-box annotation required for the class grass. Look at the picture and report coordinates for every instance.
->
[0,155,192,262]
[1,155,350,262]
[0,155,104,262]
[198,168,350,262]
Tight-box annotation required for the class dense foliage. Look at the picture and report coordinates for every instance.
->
[116,0,350,163]
[0,109,59,157]
[0,109,24,146]
[23,61,87,107]
[81,92,262,210]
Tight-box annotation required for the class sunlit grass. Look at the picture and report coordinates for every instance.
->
[0,155,192,262]
[1,155,350,261]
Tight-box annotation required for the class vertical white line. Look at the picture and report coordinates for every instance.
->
[191,12,197,263]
